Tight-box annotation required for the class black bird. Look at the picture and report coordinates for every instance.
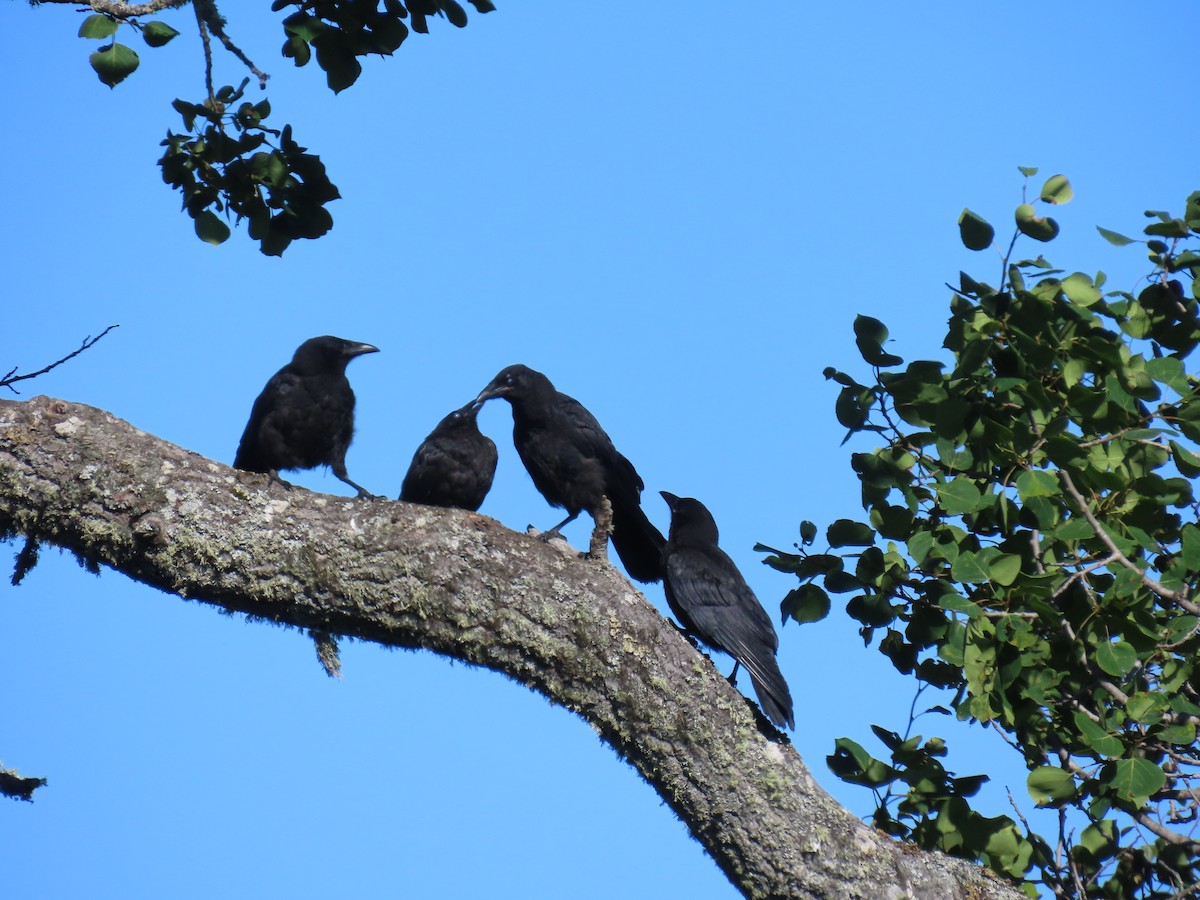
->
[234,335,379,498]
[660,491,794,730]
[474,364,664,583]
[400,403,498,511]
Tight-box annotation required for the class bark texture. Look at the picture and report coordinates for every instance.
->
[0,396,1025,900]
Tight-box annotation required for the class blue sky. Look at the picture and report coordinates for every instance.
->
[3,3,1196,898]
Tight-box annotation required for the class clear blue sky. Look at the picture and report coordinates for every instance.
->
[3,4,1195,898]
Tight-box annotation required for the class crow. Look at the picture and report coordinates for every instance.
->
[234,335,379,498]
[474,364,664,583]
[660,491,794,730]
[400,403,498,511]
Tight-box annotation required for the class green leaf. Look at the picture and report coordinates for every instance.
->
[1170,440,1200,478]
[936,477,983,515]
[142,21,180,48]
[827,737,898,787]
[1181,525,1200,570]
[827,519,875,548]
[1097,225,1137,247]
[934,591,984,619]
[853,314,903,367]
[1027,766,1075,805]
[958,208,995,251]
[194,210,231,246]
[1015,204,1059,242]
[1158,721,1196,745]
[781,584,831,625]
[79,14,118,39]
[1017,165,1039,177]
[799,520,818,545]
[1016,469,1058,500]
[1126,692,1166,725]
[1072,711,1123,758]
[1060,272,1101,307]
[987,553,1022,586]
[1102,758,1165,805]
[1094,640,1137,677]
[89,42,140,88]
[950,550,990,584]
[1040,174,1073,204]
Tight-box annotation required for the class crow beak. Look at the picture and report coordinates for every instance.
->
[474,382,506,404]
[660,490,680,510]
[346,343,380,358]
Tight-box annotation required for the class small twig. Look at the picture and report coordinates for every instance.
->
[1059,469,1200,615]
[1132,808,1196,848]
[194,0,269,89]
[193,0,215,105]
[1,325,119,394]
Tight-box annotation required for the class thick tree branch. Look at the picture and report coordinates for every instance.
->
[0,396,1024,900]
[30,0,192,15]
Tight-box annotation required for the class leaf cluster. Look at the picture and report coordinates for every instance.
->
[159,83,340,256]
[78,13,179,89]
[276,0,495,92]
[67,1,495,253]
[766,175,1200,898]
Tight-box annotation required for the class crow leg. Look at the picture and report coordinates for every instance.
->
[267,470,295,491]
[726,660,741,686]
[537,510,580,542]
[585,495,613,561]
[332,463,378,499]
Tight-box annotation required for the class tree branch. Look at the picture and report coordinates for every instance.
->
[30,0,192,15]
[0,396,1025,899]
[1,325,119,395]
[1059,469,1200,616]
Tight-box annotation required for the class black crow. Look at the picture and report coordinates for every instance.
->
[234,335,379,498]
[400,403,498,511]
[474,364,664,583]
[660,491,794,730]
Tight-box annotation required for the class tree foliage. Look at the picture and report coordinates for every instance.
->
[54,0,496,254]
[763,172,1200,898]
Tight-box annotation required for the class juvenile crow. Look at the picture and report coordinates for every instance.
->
[400,403,498,511]
[234,335,379,498]
[474,364,664,583]
[660,491,794,730]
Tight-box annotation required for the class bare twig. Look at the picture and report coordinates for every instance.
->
[194,0,269,89]
[1,326,119,394]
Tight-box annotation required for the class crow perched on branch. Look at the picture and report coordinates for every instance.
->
[400,403,497,511]
[474,364,664,583]
[660,491,794,730]
[234,335,379,498]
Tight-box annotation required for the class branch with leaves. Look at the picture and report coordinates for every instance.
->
[763,178,1200,898]
[30,0,495,254]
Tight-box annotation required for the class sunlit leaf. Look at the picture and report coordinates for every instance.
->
[1040,174,1073,204]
